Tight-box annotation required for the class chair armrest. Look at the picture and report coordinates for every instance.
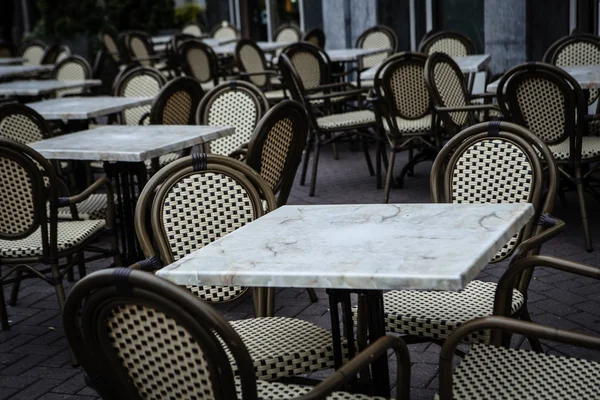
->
[238,71,278,77]
[438,316,600,400]
[305,82,357,92]
[138,113,150,125]
[58,177,112,206]
[128,255,162,271]
[435,104,501,113]
[470,92,497,100]
[508,214,566,263]
[306,89,366,101]
[294,335,411,400]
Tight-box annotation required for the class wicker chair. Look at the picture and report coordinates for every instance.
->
[439,256,600,399]
[51,55,93,97]
[177,39,221,91]
[0,138,121,330]
[274,23,302,43]
[235,39,285,102]
[418,30,476,56]
[196,80,268,157]
[39,44,67,65]
[112,66,166,126]
[279,52,376,196]
[182,22,204,37]
[369,52,437,202]
[64,267,411,399]
[19,40,46,65]
[354,25,398,88]
[0,40,16,58]
[497,62,599,252]
[303,28,326,49]
[211,21,240,42]
[358,121,563,350]
[121,31,165,70]
[99,28,124,65]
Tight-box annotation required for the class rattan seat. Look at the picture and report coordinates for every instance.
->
[57,194,113,220]
[316,110,376,131]
[435,342,600,400]
[549,136,600,160]
[0,220,105,258]
[238,379,386,399]
[371,280,524,343]
[382,115,433,134]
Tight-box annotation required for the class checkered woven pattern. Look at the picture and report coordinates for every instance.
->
[360,31,392,68]
[451,138,533,260]
[106,304,215,399]
[239,45,268,87]
[55,61,87,97]
[316,110,376,131]
[130,36,151,67]
[213,26,237,41]
[389,64,430,118]
[427,38,469,57]
[122,74,163,125]
[555,41,600,104]
[589,120,600,136]
[0,157,35,236]
[0,220,105,258]
[186,47,212,83]
[161,172,254,302]
[207,91,259,156]
[549,136,600,161]
[382,115,432,134]
[229,317,346,380]
[56,194,113,220]
[379,280,525,343]
[22,45,44,65]
[444,342,600,399]
[276,28,301,43]
[514,77,567,143]
[102,33,120,62]
[290,52,322,89]
[238,379,386,399]
[162,91,192,125]
[182,24,202,37]
[259,117,294,189]
[433,61,469,126]
[0,114,45,144]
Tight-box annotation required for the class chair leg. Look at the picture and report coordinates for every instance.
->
[361,135,375,177]
[306,288,319,303]
[66,255,75,282]
[77,251,87,279]
[375,138,383,189]
[332,138,339,160]
[51,263,77,365]
[300,133,312,186]
[0,283,9,330]
[9,269,22,307]
[408,146,414,177]
[309,136,322,197]
[520,306,544,353]
[575,167,593,252]
[111,231,123,268]
[384,149,397,204]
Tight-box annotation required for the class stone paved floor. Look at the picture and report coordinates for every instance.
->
[2,144,600,399]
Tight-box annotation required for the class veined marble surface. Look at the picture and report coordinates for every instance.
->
[0,80,101,96]
[487,64,600,92]
[0,57,25,66]
[361,54,491,81]
[26,96,153,121]
[0,65,53,79]
[158,203,534,291]
[29,125,235,162]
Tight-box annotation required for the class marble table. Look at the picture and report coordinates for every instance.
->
[213,41,288,55]
[158,202,534,396]
[0,57,25,66]
[30,125,235,262]
[0,79,101,97]
[326,48,391,62]
[487,64,600,92]
[26,96,153,123]
[0,65,53,79]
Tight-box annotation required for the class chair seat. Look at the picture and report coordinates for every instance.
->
[317,110,376,131]
[230,317,346,380]
[436,342,600,399]
[372,280,524,343]
[57,194,114,220]
[0,220,106,258]
[235,379,386,399]
[265,89,286,100]
[382,115,433,134]
[549,136,600,161]
[310,92,357,106]
[588,120,600,136]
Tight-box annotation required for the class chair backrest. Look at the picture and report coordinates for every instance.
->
[235,39,270,88]
[419,31,476,57]
[63,268,258,400]
[123,31,155,67]
[424,52,474,132]
[19,40,47,65]
[280,42,330,90]
[51,55,92,97]
[278,52,320,130]
[0,103,52,144]
[149,77,204,125]
[211,21,239,41]
[55,45,71,63]
[246,100,308,207]
[430,121,558,262]
[182,22,203,37]
[303,28,326,49]
[0,40,16,58]
[356,25,398,70]
[196,81,268,156]
[374,52,432,130]
[274,23,302,43]
[99,28,123,63]
[496,63,586,158]
[177,39,219,85]
[112,66,167,125]
[40,44,63,65]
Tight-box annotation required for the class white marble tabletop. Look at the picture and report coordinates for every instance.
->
[0,79,101,96]
[29,125,235,162]
[213,41,287,55]
[0,65,53,79]
[327,48,391,62]
[157,203,534,291]
[26,96,153,121]
[152,35,173,45]
[0,57,25,66]
[361,54,491,81]
[487,64,600,92]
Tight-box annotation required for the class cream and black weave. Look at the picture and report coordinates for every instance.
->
[549,136,600,161]
[258,117,294,189]
[0,157,35,236]
[428,38,469,57]
[0,114,45,144]
[55,62,87,97]
[186,47,212,83]
[382,115,432,134]
[122,74,163,125]
[433,62,469,126]
[22,45,45,65]
[162,91,192,125]
[360,31,393,69]
[56,194,114,221]
[129,36,152,67]
[555,41,600,104]
[238,45,268,87]
[317,110,376,131]
[238,379,386,399]
[290,52,322,89]
[389,64,430,119]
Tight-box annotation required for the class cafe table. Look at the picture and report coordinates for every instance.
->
[0,65,53,80]
[486,64,600,92]
[0,79,101,97]
[29,125,235,262]
[157,202,534,396]
[213,41,288,55]
[0,57,25,66]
